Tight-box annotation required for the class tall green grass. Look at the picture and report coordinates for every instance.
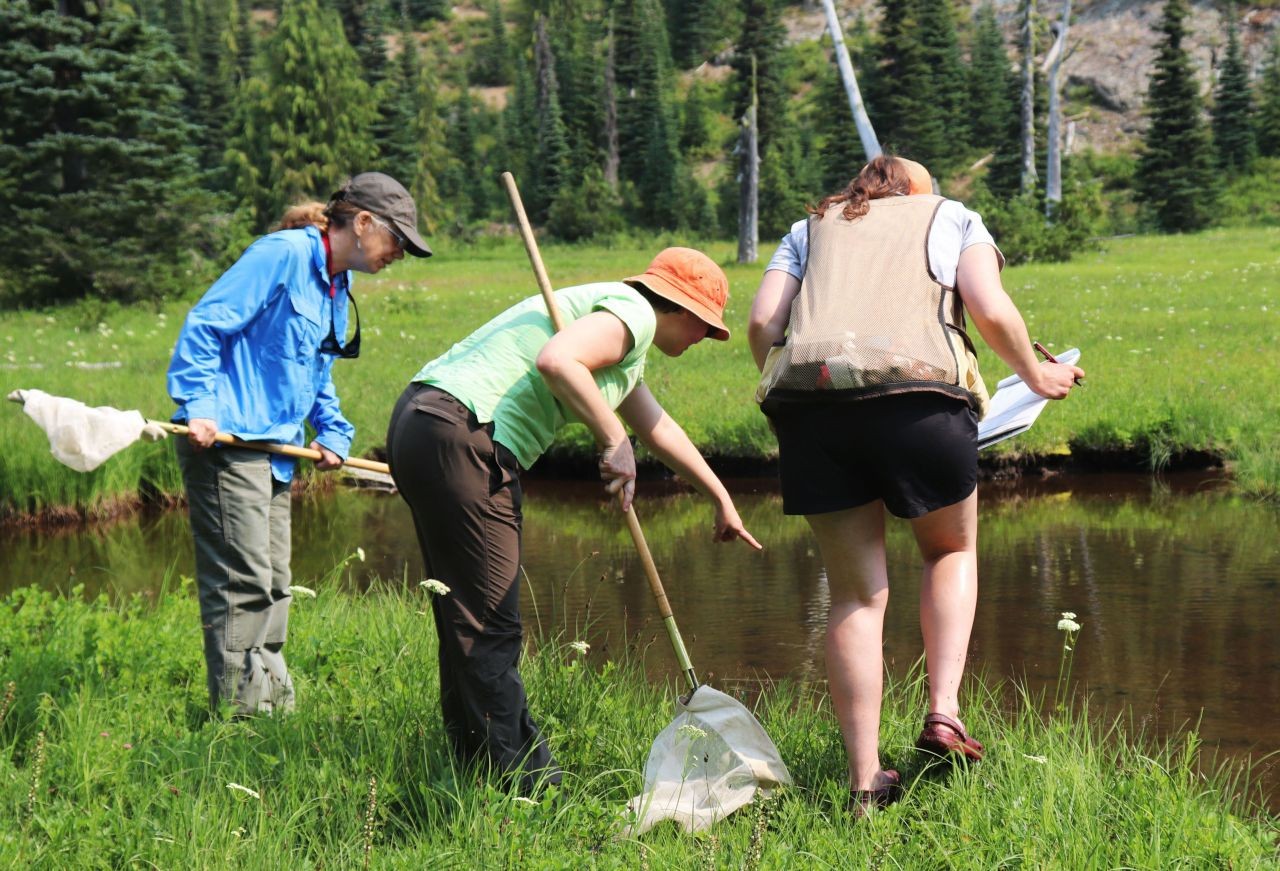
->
[0,577,1275,867]
[4,225,1279,517]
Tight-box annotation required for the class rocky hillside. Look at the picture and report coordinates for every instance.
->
[782,0,1280,154]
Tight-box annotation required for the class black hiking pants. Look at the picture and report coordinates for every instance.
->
[386,383,560,794]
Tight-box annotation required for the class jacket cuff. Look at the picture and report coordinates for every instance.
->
[182,398,218,423]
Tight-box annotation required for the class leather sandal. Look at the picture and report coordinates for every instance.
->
[848,769,902,817]
[915,712,985,762]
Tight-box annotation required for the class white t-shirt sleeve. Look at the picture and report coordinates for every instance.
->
[927,200,1005,287]
[764,218,810,280]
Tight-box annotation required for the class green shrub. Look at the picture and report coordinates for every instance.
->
[1218,157,1280,227]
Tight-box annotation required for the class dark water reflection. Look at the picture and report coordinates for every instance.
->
[3,472,1278,812]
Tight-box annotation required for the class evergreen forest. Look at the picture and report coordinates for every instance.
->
[2,0,1279,308]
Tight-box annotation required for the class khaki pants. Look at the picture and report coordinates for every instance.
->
[176,439,295,716]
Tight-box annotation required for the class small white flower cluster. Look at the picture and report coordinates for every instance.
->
[569,641,590,655]
[676,724,708,740]
[1057,611,1082,633]
[290,585,316,599]
[226,782,261,800]
[421,578,451,596]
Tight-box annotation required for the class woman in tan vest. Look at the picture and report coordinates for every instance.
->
[748,156,1083,814]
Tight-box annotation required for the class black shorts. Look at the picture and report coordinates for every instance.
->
[773,392,977,519]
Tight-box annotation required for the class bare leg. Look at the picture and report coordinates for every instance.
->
[909,490,978,727]
[806,502,897,792]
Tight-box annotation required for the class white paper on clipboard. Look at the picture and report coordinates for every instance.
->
[977,347,1081,451]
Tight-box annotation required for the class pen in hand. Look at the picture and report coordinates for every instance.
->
[1034,342,1084,385]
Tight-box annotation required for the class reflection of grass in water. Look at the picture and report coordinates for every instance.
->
[5,227,1280,519]
[0,579,1273,865]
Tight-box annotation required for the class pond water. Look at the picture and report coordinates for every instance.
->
[3,472,1278,813]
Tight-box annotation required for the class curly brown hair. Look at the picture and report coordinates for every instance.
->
[808,155,913,222]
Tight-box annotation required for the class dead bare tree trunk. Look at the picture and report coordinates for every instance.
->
[1043,0,1071,215]
[1020,0,1038,195]
[602,18,620,188]
[737,56,759,265]
[820,0,880,161]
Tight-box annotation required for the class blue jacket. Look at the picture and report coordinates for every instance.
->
[167,226,356,482]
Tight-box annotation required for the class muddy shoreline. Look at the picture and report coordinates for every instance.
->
[1,446,1228,531]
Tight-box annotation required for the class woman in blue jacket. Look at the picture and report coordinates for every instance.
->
[167,173,431,716]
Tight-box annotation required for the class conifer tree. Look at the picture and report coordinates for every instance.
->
[226,0,376,229]
[614,0,682,226]
[814,60,867,193]
[730,0,788,150]
[501,55,538,196]
[0,0,207,305]
[334,0,390,89]
[406,35,448,235]
[967,2,1017,153]
[439,83,489,224]
[680,79,715,159]
[543,1,606,184]
[667,0,732,68]
[1136,0,1218,232]
[471,0,514,86]
[1210,6,1255,170]
[869,0,948,169]
[1257,35,1280,157]
[916,0,969,160]
[529,16,572,221]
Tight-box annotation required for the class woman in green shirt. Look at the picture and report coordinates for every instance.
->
[386,247,761,794]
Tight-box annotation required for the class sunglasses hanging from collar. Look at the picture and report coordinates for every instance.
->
[319,231,361,359]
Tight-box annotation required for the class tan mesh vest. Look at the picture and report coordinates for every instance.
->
[757,195,988,418]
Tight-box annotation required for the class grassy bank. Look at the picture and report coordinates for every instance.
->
[3,225,1278,520]
[0,579,1275,868]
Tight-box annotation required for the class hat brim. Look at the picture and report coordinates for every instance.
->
[624,276,730,341]
[390,219,432,257]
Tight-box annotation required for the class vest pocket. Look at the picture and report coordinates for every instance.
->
[946,325,990,421]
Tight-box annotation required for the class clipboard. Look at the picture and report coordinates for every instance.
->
[977,347,1082,450]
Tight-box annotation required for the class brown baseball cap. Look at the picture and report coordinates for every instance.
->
[624,247,730,341]
[331,172,432,257]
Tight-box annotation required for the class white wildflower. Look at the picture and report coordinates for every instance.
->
[226,782,261,800]
[290,585,316,598]
[677,724,707,740]
[1022,754,1048,764]
[356,547,366,562]
[1060,611,1077,620]
[1057,618,1081,633]
[512,796,538,806]
[421,578,451,596]
[569,641,590,655]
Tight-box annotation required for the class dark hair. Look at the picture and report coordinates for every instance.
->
[631,283,684,315]
[322,198,363,230]
[808,155,911,221]
[323,178,373,230]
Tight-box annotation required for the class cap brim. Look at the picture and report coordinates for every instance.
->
[625,276,730,341]
[393,219,432,257]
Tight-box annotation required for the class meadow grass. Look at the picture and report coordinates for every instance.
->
[2,224,1278,519]
[0,576,1275,868]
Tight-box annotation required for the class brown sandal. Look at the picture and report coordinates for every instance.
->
[848,769,902,817]
[915,713,985,762]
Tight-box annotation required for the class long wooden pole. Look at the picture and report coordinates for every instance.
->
[152,421,390,474]
[499,171,698,694]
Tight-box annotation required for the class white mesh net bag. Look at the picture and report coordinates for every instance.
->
[625,685,791,834]
[10,388,166,472]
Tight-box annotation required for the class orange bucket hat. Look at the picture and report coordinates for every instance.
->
[625,247,730,341]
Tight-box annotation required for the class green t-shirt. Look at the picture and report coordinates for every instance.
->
[412,281,656,469]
